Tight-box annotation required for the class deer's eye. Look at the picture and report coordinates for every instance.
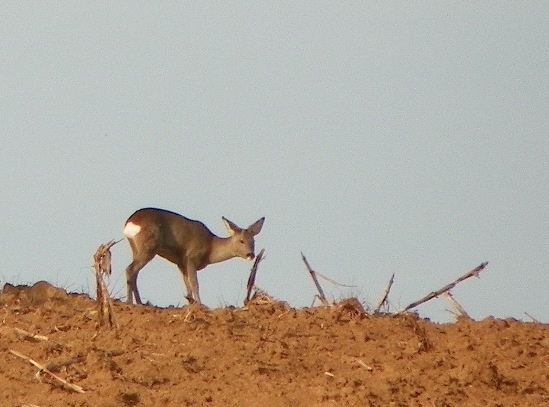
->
[240,239,245,244]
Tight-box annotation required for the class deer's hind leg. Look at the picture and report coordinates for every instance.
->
[125,236,156,304]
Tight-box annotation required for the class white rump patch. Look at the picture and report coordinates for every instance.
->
[123,222,142,238]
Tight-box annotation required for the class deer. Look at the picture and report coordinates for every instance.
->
[123,207,265,306]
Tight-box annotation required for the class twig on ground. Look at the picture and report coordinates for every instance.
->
[14,328,67,350]
[443,292,470,319]
[9,349,85,394]
[400,262,489,313]
[301,253,329,306]
[93,240,121,331]
[183,309,195,323]
[375,273,395,313]
[14,328,49,342]
[354,358,373,371]
[244,248,265,305]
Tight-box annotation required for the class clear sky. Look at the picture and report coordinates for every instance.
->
[1,3,548,322]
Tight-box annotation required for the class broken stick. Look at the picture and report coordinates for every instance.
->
[301,253,329,306]
[244,248,265,305]
[14,328,49,343]
[400,262,488,312]
[443,291,471,319]
[9,349,85,394]
[375,273,395,313]
[93,240,121,330]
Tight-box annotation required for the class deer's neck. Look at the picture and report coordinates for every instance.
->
[208,236,235,264]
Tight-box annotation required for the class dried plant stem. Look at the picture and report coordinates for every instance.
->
[244,248,265,305]
[93,240,121,330]
[315,271,356,288]
[400,262,489,312]
[375,273,395,313]
[14,328,49,342]
[301,253,329,306]
[354,358,373,371]
[9,349,85,394]
[443,292,470,319]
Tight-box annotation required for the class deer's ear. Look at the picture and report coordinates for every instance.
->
[222,217,241,236]
[248,217,265,236]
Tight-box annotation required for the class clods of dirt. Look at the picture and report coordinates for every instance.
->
[0,283,547,407]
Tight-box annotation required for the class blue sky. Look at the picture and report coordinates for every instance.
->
[1,3,548,322]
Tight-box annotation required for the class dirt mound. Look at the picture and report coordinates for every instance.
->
[0,283,547,406]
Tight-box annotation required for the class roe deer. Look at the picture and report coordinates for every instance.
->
[123,208,265,305]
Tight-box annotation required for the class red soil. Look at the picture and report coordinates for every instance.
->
[0,282,547,407]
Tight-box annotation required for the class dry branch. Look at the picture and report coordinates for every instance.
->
[301,253,329,306]
[443,292,470,319]
[244,248,265,305]
[375,273,395,313]
[14,328,68,350]
[14,328,49,342]
[353,358,373,371]
[93,240,121,330]
[9,349,85,394]
[94,239,120,276]
[401,262,488,312]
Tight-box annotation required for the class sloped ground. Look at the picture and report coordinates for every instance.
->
[0,282,547,407]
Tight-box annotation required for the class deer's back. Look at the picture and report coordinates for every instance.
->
[125,208,215,261]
